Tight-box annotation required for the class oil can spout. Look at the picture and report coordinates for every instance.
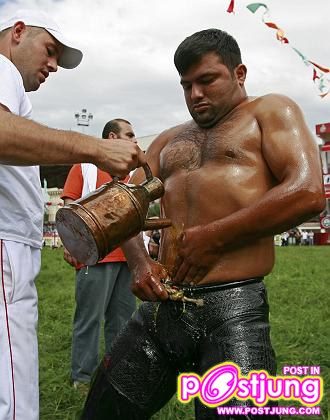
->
[143,218,172,231]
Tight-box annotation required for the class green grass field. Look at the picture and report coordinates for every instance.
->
[37,246,329,419]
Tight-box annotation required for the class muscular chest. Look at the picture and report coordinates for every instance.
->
[160,118,260,180]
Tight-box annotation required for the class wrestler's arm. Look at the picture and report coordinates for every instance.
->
[122,128,176,301]
[0,106,146,177]
[174,94,325,283]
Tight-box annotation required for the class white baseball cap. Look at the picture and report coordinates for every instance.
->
[0,9,83,69]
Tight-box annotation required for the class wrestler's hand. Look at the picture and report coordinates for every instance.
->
[173,225,220,285]
[63,248,80,267]
[131,258,169,302]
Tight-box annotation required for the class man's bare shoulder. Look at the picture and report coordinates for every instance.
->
[251,93,301,116]
[154,121,193,143]
[148,121,194,151]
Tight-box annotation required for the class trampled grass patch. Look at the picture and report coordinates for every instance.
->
[37,247,329,419]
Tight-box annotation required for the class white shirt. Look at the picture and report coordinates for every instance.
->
[0,54,43,248]
[142,232,151,252]
[302,231,308,240]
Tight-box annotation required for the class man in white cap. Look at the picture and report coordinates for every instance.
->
[0,9,145,420]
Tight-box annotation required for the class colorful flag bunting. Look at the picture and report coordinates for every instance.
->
[228,2,329,97]
[227,0,235,13]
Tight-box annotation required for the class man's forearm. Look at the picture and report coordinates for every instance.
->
[0,110,146,178]
[122,234,150,271]
[212,179,325,250]
[0,111,98,166]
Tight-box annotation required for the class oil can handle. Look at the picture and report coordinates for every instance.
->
[143,163,153,181]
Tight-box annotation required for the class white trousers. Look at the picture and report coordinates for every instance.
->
[0,240,40,420]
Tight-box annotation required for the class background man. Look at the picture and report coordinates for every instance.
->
[82,29,325,419]
[301,230,309,245]
[0,9,144,420]
[62,119,137,388]
[308,230,314,246]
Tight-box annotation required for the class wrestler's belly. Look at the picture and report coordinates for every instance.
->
[158,165,275,284]
[159,229,274,283]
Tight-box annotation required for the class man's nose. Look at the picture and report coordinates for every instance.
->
[48,57,58,73]
[191,84,203,101]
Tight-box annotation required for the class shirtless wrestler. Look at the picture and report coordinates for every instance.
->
[81,29,325,420]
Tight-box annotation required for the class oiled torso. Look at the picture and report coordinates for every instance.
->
[158,100,276,283]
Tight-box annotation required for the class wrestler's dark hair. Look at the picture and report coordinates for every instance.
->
[102,118,131,139]
[174,28,242,75]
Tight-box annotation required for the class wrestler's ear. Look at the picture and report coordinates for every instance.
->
[234,64,247,86]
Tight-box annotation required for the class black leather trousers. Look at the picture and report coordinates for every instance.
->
[81,278,279,419]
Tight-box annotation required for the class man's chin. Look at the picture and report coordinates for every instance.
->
[192,115,218,129]
[25,80,41,92]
